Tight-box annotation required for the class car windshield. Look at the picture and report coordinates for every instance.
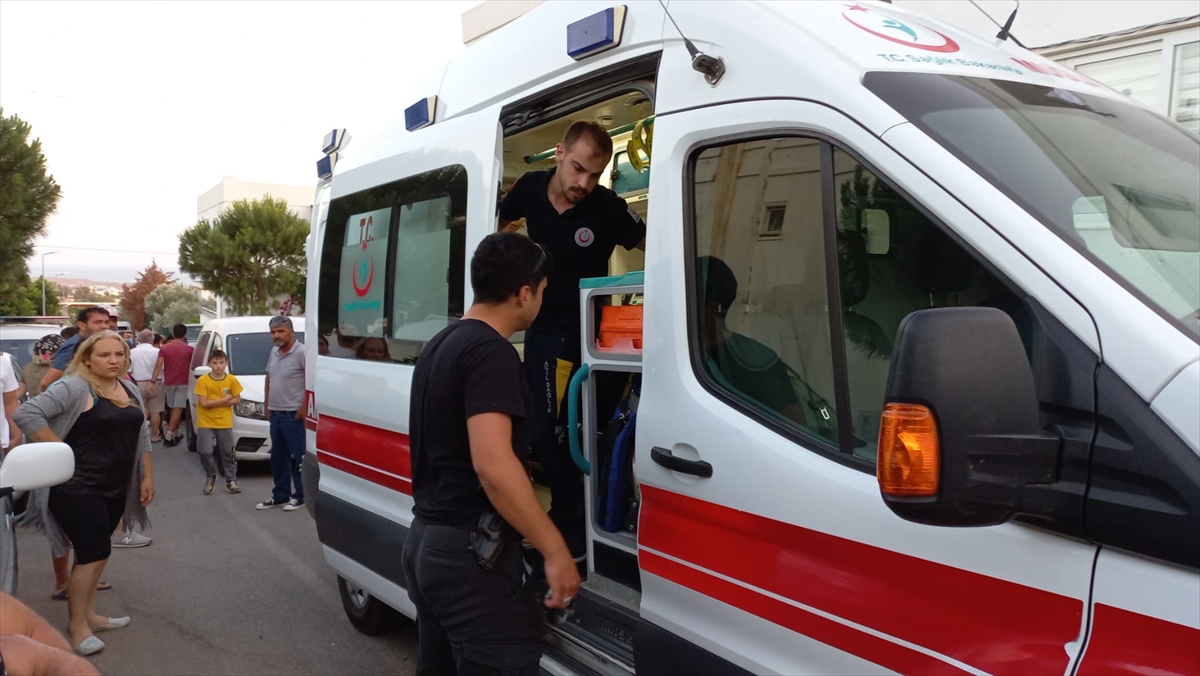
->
[225,331,304,377]
[0,340,36,368]
[864,72,1200,340]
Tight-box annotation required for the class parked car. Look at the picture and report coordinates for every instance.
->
[0,323,63,371]
[184,323,204,346]
[184,317,305,461]
[0,442,76,595]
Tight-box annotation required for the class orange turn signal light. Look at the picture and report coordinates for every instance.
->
[877,403,940,497]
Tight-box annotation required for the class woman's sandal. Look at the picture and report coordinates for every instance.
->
[51,581,113,600]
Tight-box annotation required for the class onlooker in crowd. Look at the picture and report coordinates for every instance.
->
[19,340,114,601]
[354,337,390,361]
[317,334,330,356]
[403,233,578,675]
[194,349,242,495]
[0,591,101,675]
[130,330,164,444]
[1,352,20,453]
[40,307,110,392]
[21,335,65,400]
[155,324,194,447]
[14,330,155,656]
[60,326,79,340]
[256,317,306,511]
[153,333,165,348]
[102,306,119,333]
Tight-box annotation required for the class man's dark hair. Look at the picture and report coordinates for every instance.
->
[470,232,550,305]
[61,326,79,339]
[77,306,107,324]
[563,120,613,158]
[153,333,165,346]
[208,349,228,362]
[172,324,188,339]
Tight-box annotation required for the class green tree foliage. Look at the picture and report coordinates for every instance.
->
[178,196,308,315]
[144,283,200,333]
[0,275,60,316]
[0,108,62,302]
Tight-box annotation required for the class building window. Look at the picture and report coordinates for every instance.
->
[1170,40,1200,133]
[761,204,786,239]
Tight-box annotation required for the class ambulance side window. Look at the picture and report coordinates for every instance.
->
[830,147,1013,461]
[317,165,467,364]
[690,137,842,448]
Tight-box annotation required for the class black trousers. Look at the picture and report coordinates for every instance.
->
[402,517,543,676]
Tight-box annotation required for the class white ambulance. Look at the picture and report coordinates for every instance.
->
[301,2,1200,673]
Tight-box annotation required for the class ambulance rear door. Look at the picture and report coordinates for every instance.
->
[312,105,503,619]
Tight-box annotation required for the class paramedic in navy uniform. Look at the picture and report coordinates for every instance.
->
[498,121,646,559]
[403,232,580,675]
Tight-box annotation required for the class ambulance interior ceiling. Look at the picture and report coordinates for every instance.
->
[501,91,654,187]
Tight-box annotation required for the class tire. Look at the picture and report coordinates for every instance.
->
[337,575,402,635]
[185,408,198,453]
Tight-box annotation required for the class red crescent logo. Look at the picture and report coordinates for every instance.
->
[352,257,374,297]
[575,227,594,247]
[844,9,960,53]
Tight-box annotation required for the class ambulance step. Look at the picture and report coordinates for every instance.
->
[548,584,638,671]
[544,623,634,676]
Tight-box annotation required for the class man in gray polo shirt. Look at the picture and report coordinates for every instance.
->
[256,316,307,511]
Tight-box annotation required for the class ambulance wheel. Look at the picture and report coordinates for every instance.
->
[338,576,401,635]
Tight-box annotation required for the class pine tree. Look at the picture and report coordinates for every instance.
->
[0,108,62,302]
[178,196,308,315]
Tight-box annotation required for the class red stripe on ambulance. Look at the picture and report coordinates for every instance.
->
[1076,604,1200,676]
[315,415,412,495]
[638,485,1083,674]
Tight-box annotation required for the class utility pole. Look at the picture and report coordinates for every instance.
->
[40,251,57,316]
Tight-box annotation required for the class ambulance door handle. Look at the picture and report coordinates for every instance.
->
[651,447,713,479]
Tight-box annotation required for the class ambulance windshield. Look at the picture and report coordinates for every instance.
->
[865,72,1200,340]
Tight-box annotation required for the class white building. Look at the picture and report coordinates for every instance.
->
[461,1,1198,132]
[196,176,313,317]
[197,176,314,224]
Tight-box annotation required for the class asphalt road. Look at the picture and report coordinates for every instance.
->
[13,441,418,675]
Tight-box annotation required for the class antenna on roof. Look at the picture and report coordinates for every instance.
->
[657,0,725,86]
[969,0,1026,48]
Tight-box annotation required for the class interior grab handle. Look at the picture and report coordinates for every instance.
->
[567,363,591,475]
[651,447,713,478]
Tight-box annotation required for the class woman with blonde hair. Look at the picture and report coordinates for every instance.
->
[14,330,155,657]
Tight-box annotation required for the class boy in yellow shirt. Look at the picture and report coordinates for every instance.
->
[194,349,244,495]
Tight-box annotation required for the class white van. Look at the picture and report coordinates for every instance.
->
[301,2,1200,673]
[185,316,306,461]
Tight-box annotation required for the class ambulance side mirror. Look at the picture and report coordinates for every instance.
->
[876,308,1061,528]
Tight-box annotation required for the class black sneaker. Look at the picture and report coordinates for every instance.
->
[255,497,285,510]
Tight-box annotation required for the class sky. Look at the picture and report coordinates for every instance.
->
[1,0,479,285]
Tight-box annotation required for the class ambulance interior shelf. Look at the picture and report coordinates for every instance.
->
[567,272,645,544]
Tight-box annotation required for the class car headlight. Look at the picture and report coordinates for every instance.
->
[235,400,266,420]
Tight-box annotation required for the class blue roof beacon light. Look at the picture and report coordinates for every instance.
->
[317,155,334,180]
[567,6,627,61]
[405,96,438,132]
[322,128,349,155]
[317,128,349,181]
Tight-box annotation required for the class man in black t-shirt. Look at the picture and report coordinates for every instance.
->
[403,232,580,676]
[498,121,646,558]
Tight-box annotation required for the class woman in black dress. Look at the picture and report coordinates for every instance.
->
[15,331,155,656]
